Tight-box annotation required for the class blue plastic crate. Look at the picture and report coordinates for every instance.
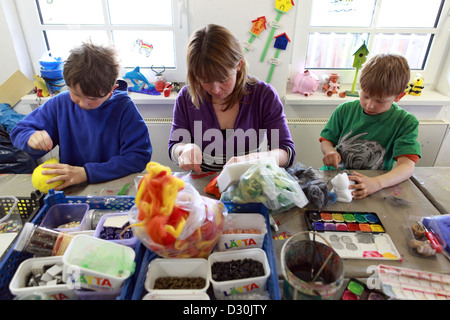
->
[0,190,138,300]
[131,201,280,300]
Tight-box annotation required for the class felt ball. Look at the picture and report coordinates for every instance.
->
[32,157,64,193]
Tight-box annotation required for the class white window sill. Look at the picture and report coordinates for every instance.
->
[20,84,450,108]
[284,83,450,106]
[20,90,178,106]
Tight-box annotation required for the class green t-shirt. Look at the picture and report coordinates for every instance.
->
[320,100,421,170]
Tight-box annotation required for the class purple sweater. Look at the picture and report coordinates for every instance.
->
[168,81,295,171]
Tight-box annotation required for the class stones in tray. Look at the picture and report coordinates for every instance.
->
[153,277,206,290]
[211,258,265,282]
[27,263,63,287]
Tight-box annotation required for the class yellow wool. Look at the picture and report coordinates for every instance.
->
[32,158,64,193]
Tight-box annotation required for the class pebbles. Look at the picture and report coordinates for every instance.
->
[154,277,206,290]
[211,258,265,282]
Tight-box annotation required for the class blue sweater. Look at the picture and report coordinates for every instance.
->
[11,90,152,183]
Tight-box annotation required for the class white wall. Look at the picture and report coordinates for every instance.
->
[188,0,297,96]
[0,1,20,84]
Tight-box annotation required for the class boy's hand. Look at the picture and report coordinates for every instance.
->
[40,163,88,190]
[178,143,203,174]
[28,130,53,152]
[322,150,341,169]
[348,171,382,199]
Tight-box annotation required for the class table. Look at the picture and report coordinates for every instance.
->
[410,167,450,215]
[2,170,449,281]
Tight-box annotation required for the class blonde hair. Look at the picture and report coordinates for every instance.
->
[186,24,257,110]
[359,53,410,98]
[63,41,120,98]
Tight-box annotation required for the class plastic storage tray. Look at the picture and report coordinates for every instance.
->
[0,191,44,223]
[40,203,89,232]
[0,190,139,300]
[130,201,281,300]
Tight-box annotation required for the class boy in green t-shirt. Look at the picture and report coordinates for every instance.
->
[320,53,421,199]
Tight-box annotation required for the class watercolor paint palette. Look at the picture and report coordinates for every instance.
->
[315,231,401,260]
[341,278,388,300]
[305,210,386,233]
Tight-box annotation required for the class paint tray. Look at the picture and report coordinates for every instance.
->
[315,231,401,260]
[305,210,386,233]
[341,278,388,300]
[377,264,450,300]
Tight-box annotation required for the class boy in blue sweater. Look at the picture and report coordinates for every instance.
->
[11,42,152,190]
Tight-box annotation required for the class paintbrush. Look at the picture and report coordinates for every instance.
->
[311,250,334,283]
[311,225,316,281]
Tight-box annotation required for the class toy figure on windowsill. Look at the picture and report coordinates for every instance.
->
[322,73,346,98]
[407,73,424,96]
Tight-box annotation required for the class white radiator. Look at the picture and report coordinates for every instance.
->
[287,118,449,168]
[143,118,449,169]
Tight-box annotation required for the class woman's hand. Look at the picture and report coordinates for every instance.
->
[28,130,53,151]
[40,163,88,190]
[348,171,382,199]
[177,143,203,173]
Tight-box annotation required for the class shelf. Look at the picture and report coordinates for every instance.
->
[284,83,450,107]
[20,90,177,106]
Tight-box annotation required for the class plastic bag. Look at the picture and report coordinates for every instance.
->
[0,103,25,133]
[129,182,227,258]
[220,158,308,210]
[0,124,37,173]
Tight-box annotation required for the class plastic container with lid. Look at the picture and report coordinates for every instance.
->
[62,235,135,291]
[9,256,78,300]
[217,213,267,251]
[39,203,89,232]
[14,222,74,257]
[208,248,270,299]
[144,258,209,294]
[93,212,138,248]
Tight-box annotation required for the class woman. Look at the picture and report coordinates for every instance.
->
[168,24,295,173]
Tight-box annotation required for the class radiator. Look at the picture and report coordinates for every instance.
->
[143,118,449,169]
[287,118,449,167]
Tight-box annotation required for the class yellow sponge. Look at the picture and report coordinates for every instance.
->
[32,158,65,193]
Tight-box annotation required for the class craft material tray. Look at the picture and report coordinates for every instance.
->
[316,231,401,260]
[131,202,281,300]
[0,190,140,300]
[304,210,386,233]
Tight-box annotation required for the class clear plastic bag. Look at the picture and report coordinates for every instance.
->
[220,158,309,210]
[129,182,227,258]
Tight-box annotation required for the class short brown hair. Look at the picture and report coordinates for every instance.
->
[63,41,120,98]
[186,24,257,110]
[359,53,410,98]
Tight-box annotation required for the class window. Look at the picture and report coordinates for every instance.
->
[291,0,448,84]
[14,0,189,82]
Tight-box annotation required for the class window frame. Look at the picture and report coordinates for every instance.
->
[289,0,450,87]
[14,0,189,83]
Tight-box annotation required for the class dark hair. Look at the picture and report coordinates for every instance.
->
[63,41,120,97]
[186,24,257,110]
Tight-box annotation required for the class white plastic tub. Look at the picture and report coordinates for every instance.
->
[142,292,210,300]
[145,258,209,294]
[9,256,78,300]
[62,235,135,291]
[208,248,270,299]
[217,213,267,251]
